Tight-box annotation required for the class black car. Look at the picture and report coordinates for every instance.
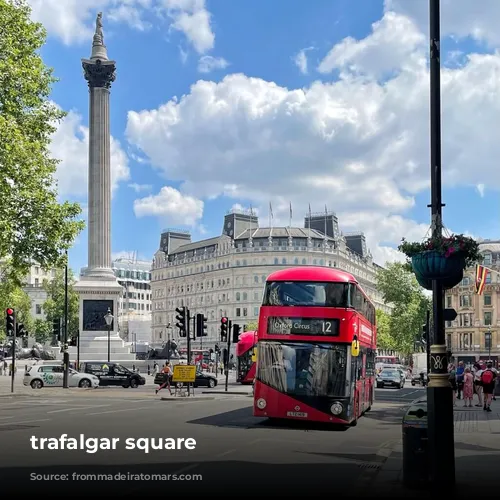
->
[376,369,405,389]
[81,362,146,388]
[154,369,217,388]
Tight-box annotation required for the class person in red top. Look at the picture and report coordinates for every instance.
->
[481,361,497,412]
[155,362,172,395]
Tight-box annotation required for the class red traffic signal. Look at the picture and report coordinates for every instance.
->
[6,308,13,315]
[221,317,228,324]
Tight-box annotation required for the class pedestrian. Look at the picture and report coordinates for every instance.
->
[462,367,474,407]
[155,362,172,395]
[152,362,158,377]
[473,362,484,407]
[481,361,497,412]
[449,364,457,407]
[456,361,465,399]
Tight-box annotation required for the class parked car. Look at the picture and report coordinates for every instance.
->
[80,362,146,388]
[411,371,428,386]
[376,368,405,389]
[154,369,217,388]
[24,364,100,389]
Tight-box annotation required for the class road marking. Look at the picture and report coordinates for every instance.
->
[0,418,50,426]
[85,406,152,416]
[47,405,110,414]
[214,449,236,458]
[171,463,200,475]
[0,416,14,420]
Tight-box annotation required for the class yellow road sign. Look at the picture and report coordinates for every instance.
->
[172,364,196,383]
[251,348,257,363]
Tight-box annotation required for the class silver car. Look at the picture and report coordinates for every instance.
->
[24,364,100,389]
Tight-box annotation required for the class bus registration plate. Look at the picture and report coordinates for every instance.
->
[287,411,308,418]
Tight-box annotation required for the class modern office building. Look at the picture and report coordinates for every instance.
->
[445,240,500,365]
[151,208,391,349]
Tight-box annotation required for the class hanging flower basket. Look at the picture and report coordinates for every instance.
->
[398,234,481,291]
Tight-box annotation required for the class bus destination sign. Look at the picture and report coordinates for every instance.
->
[267,317,340,336]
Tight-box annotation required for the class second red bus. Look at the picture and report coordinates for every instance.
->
[236,331,257,384]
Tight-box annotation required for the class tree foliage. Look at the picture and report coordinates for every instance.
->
[0,0,84,282]
[0,264,33,341]
[41,268,79,340]
[376,262,431,355]
[33,317,51,344]
[245,321,258,332]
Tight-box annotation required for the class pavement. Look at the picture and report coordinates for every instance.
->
[0,375,496,497]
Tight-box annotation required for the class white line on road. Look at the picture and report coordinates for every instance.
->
[47,405,110,414]
[0,418,50,426]
[85,406,152,416]
[214,449,236,458]
[171,463,200,475]
[0,416,14,420]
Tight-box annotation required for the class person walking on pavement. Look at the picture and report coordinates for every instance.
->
[473,362,483,407]
[481,361,497,412]
[462,367,474,407]
[456,361,465,399]
[155,362,172,395]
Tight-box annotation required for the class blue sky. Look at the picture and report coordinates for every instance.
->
[28,0,500,273]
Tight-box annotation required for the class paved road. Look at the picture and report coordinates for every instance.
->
[0,391,404,495]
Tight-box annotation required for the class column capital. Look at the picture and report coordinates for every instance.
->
[82,58,116,89]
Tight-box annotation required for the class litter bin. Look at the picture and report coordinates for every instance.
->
[402,397,429,488]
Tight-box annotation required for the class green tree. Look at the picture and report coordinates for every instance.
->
[33,318,52,344]
[0,265,33,341]
[41,269,79,340]
[375,309,395,350]
[376,262,431,355]
[0,0,84,283]
[245,321,258,331]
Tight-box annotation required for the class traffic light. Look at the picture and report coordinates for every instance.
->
[232,323,241,343]
[196,313,208,337]
[176,307,187,337]
[16,323,27,338]
[220,317,228,342]
[215,344,220,354]
[53,318,61,341]
[5,308,15,336]
[243,324,247,332]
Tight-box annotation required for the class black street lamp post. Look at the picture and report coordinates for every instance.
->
[104,308,114,363]
[427,0,455,488]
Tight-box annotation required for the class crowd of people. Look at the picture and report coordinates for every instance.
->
[449,360,497,412]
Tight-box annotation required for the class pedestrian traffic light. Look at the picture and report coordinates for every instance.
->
[215,344,220,354]
[176,307,187,337]
[220,317,228,342]
[196,313,208,337]
[16,323,27,338]
[53,318,61,341]
[232,323,241,343]
[5,308,15,336]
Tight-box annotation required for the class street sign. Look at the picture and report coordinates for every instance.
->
[444,308,457,322]
[172,365,196,383]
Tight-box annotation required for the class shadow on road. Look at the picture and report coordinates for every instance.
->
[187,405,349,432]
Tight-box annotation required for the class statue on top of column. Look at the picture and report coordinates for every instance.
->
[94,12,104,44]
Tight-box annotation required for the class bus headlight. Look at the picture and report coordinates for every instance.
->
[330,402,343,415]
[256,398,267,409]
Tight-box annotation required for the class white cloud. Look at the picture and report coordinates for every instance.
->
[50,110,130,198]
[133,186,203,225]
[126,8,500,263]
[26,0,215,51]
[198,55,229,73]
[128,183,153,192]
[112,250,150,261]
[384,0,500,47]
[162,0,214,54]
[476,184,485,197]
[293,48,313,74]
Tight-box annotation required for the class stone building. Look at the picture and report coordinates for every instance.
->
[150,209,391,350]
[445,240,500,364]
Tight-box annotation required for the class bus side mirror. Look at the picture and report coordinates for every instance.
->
[351,337,360,357]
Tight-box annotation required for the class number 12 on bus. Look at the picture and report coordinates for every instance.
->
[253,267,377,426]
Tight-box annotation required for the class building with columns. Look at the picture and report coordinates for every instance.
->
[445,240,500,365]
[151,209,391,349]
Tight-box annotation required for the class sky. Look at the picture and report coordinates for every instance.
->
[26,0,500,274]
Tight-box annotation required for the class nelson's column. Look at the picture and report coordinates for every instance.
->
[73,13,133,361]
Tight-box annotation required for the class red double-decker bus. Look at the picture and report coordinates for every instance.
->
[236,331,257,384]
[253,267,377,426]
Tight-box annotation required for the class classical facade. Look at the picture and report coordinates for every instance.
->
[445,240,500,364]
[23,264,57,321]
[151,209,391,349]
